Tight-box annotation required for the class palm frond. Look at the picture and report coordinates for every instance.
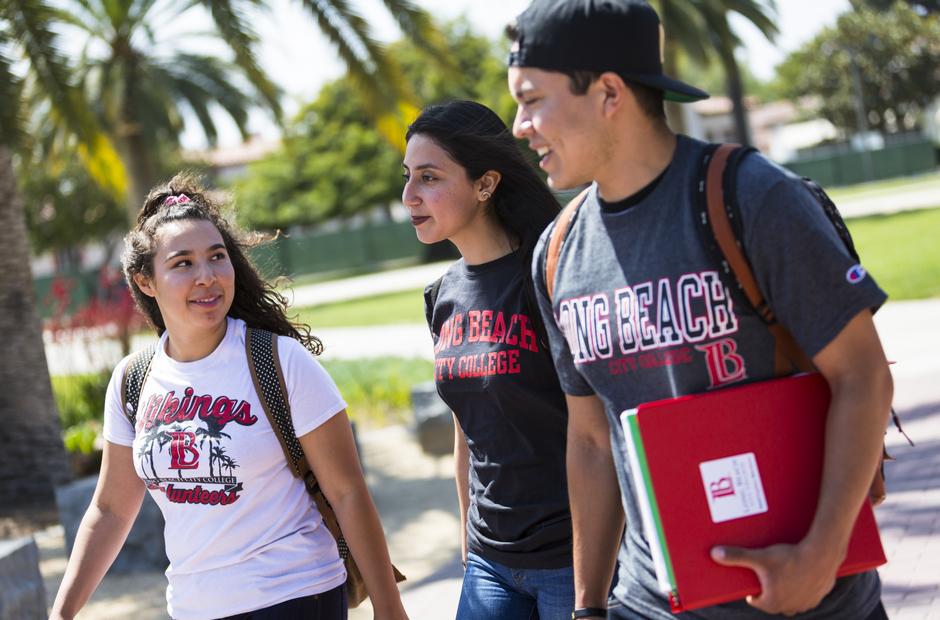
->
[377,0,452,66]
[722,0,778,41]
[656,1,713,63]
[202,0,283,120]
[4,0,126,197]
[166,53,254,142]
[296,0,416,151]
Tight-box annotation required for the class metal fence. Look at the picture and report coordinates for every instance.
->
[785,138,937,187]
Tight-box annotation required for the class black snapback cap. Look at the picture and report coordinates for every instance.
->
[508,0,709,103]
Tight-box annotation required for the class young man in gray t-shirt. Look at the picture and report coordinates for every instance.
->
[506,1,894,619]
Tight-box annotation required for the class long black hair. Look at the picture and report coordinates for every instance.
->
[122,172,323,355]
[406,100,560,341]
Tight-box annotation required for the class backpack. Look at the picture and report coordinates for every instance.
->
[120,327,405,607]
[543,143,911,505]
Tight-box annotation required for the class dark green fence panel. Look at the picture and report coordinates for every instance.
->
[786,139,937,187]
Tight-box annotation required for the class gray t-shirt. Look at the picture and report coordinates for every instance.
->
[532,135,887,619]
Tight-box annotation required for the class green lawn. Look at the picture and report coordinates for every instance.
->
[847,207,940,300]
[292,288,426,328]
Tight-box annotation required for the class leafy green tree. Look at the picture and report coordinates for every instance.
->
[236,21,512,231]
[776,3,940,135]
[857,0,940,14]
[0,0,123,514]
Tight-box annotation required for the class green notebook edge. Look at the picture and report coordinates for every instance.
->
[621,408,678,595]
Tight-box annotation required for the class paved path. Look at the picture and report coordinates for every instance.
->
[835,177,940,219]
[870,300,940,620]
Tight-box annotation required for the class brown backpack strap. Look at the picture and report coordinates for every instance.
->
[546,187,591,301]
[705,145,814,376]
[706,145,893,506]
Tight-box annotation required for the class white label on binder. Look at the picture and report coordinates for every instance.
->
[699,452,768,523]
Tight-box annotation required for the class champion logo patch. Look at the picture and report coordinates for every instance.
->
[846,264,867,284]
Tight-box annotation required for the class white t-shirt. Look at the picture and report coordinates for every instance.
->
[103,317,347,619]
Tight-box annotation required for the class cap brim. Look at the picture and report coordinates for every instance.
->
[624,73,709,103]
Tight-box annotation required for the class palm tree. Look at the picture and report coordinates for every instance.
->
[655,0,777,144]
[0,0,122,519]
[54,0,445,220]
[196,420,231,476]
[51,0,281,222]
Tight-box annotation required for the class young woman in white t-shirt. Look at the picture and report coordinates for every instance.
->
[51,174,408,620]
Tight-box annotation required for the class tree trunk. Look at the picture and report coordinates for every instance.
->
[0,146,71,521]
[721,45,752,147]
[663,40,687,135]
[118,125,155,226]
[118,57,156,225]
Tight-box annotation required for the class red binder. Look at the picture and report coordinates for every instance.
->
[620,372,886,613]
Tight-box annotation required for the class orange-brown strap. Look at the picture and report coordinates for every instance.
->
[546,187,591,301]
[705,145,813,375]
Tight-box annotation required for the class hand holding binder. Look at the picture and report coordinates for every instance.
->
[710,540,840,615]
[621,372,886,614]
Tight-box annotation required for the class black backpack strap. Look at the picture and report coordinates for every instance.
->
[423,276,444,331]
[801,179,860,262]
[120,343,158,430]
[245,327,358,562]
[244,327,310,481]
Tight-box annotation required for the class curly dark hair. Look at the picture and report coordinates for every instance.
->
[121,172,322,355]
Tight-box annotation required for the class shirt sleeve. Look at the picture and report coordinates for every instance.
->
[532,223,595,396]
[101,356,136,446]
[737,156,888,359]
[276,336,348,437]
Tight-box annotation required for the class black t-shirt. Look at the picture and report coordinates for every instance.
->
[425,250,572,569]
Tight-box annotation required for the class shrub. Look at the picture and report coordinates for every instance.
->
[52,371,110,430]
[322,357,435,427]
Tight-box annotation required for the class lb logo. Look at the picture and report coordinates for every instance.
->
[846,264,867,284]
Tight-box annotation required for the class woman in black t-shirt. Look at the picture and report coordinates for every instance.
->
[403,100,574,620]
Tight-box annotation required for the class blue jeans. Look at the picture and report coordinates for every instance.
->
[457,552,575,620]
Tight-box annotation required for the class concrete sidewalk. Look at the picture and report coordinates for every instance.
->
[835,176,940,219]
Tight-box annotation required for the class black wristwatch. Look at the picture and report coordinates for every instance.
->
[572,608,607,619]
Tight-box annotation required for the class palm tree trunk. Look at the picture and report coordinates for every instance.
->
[720,45,752,146]
[0,146,71,520]
[118,55,156,225]
[118,125,155,226]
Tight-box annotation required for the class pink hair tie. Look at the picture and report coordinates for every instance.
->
[163,194,191,206]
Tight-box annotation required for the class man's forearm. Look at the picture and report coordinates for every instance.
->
[806,364,892,558]
[569,435,624,609]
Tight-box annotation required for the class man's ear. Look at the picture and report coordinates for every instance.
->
[596,71,629,118]
[133,273,156,298]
